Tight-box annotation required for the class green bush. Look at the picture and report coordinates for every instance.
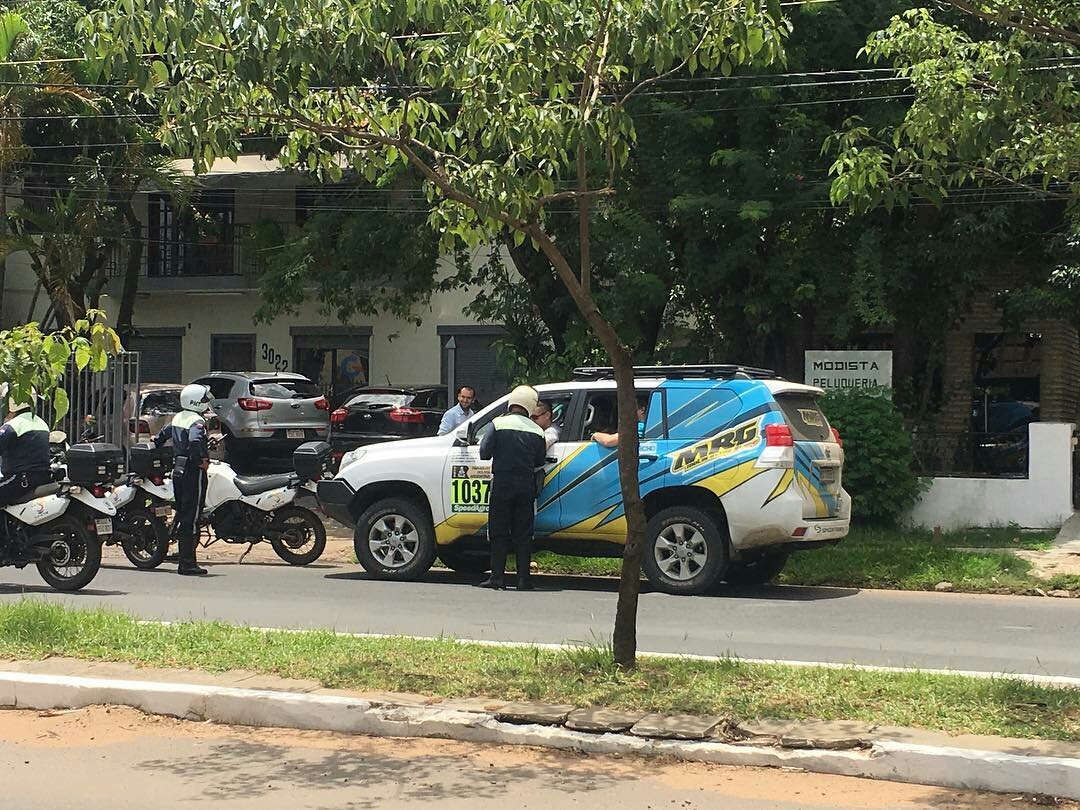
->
[820,388,923,524]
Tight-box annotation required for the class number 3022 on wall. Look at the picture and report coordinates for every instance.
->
[261,342,289,372]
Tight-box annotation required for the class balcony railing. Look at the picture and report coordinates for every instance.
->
[106,224,263,279]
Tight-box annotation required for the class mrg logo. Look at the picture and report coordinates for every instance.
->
[670,418,761,474]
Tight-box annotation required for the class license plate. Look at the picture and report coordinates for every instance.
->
[95,518,113,536]
[154,506,172,518]
[287,429,306,439]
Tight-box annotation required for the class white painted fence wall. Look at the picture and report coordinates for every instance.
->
[906,422,1075,531]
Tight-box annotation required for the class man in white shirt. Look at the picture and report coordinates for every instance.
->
[437,385,476,435]
[532,400,559,450]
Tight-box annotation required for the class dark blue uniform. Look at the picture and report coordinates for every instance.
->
[155,410,209,573]
[478,412,546,588]
[0,411,52,507]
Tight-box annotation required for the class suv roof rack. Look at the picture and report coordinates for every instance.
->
[571,364,778,381]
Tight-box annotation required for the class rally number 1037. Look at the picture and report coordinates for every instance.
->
[451,478,490,513]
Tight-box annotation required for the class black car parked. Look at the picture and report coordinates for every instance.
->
[328,385,448,467]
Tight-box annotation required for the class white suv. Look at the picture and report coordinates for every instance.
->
[318,365,851,595]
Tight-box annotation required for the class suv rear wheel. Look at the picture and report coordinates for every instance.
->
[354,497,437,580]
[642,506,729,595]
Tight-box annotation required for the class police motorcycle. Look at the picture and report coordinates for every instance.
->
[54,419,168,571]
[0,442,124,591]
[107,443,173,570]
[0,472,102,591]
[194,438,330,565]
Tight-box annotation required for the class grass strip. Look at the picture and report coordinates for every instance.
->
[1,600,1078,742]
[523,526,1080,595]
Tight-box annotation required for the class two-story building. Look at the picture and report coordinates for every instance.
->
[0,156,511,404]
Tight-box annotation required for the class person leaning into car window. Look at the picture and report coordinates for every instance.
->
[437,385,476,435]
[592,398,647,449]
[476,385,546,591]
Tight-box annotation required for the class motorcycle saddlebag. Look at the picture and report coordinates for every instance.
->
[65,442,125,485]
[129,441,172,478]
[293,441,332,481]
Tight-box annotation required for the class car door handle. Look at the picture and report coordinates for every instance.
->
[639,452,659,462]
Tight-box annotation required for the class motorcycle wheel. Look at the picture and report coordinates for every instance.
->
[36,516,102,592]
[119,506,169,570]
[269,506,327,566]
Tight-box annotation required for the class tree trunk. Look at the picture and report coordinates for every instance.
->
[0,165,7,323]
[529,224,648,669]
[116,200,144,342]
[43,274,81,329]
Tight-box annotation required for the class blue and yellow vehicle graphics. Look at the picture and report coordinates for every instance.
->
[434,378,844,547]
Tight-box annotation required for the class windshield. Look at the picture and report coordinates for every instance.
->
[250,379,322,400]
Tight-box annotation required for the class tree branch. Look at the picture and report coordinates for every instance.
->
[943,0,1080,47]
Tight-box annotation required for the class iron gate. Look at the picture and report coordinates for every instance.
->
[41,352,141,448]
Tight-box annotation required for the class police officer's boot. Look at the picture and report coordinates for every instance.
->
[514,542,534,591]
[177,533,207,576]
[476,542,507,589]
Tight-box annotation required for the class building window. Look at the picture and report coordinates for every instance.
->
[211,334,256,372]
[292,329,371,402]
[972,332,1042,431]
[149,189,236,277]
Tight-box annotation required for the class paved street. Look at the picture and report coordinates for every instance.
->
[0,706,1068,810]
[2,558,1080,676]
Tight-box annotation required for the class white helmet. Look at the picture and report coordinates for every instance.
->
[180,383,212,412]
[0,383,35,415]
[506,385,538,415]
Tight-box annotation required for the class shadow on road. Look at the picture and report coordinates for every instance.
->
[139,737,622,808]
[0,583,127,596]
[324,570,858,601]
[719,583,860,602]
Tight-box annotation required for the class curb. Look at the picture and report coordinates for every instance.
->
[2,670,1078,800]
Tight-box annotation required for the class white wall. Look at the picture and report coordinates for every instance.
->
[906,422,1075,530]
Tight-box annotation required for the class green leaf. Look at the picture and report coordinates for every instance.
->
[52,388,69,424]
[74,343,92,371]
[747,28,764,57]
[151,60,169,86]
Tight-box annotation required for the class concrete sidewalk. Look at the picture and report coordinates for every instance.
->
[1,656,1079,801]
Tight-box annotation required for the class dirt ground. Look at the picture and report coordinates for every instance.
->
[0,706,1074,810]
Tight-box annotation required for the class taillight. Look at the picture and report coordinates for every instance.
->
[314,397,329,411]
[238,397,273,411]
[330,408,348,426]
[765,423,793,447]
[387,407,425,424]
[91,485,107,498]
[138,422,151,435]
[831,427,843,447]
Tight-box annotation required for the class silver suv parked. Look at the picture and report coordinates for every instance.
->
[193,371,330,468]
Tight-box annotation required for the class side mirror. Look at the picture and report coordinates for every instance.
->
[453,427,469,447]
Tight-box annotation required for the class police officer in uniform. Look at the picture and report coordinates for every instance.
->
[476,385,546,590]
[155,383,212,576]
[0,391,51,508]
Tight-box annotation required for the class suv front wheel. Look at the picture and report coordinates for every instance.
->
[354,498,437,580]
[642,506,729,595]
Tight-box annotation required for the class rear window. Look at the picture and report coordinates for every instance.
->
[345,393,411,408]
[141,390,182,414]
[250,379,322,400]
[776,393,832,442]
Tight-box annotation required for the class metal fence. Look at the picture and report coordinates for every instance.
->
[41,352,141,449]
[910,428,1029,478]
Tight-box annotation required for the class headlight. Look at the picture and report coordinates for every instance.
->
[339,448,366,469]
